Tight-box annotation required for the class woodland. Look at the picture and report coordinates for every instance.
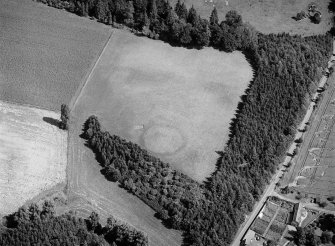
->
[3,0,334,245]
[0,201,148,246]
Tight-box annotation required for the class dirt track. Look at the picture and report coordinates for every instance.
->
[65,116,183,246]
[63,29,252,245]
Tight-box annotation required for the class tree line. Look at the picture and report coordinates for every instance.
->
[0,201,148,246]
[36,0,257,51]
[83,116,246,245]
[35,0,333,245]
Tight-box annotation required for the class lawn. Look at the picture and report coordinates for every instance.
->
[0,101,67,215]
[170,0,332,36]
[0,0,111,111]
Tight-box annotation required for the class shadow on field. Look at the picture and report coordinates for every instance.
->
[43,117,60,127]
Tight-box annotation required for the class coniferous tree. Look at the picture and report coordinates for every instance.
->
[174,0,187,20]
[148,0,158,22]
[60,104,69,130]
[187,6,198,26]
[209,7,219,25]
[225,10,242,26]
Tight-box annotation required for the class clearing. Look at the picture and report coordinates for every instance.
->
[71,29,253,181]
[171,0,332,36]
[0,101,67,215]
[0,0,111,111]
[67,29,252,245]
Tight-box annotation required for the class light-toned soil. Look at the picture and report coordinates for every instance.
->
[0,101,67,215]
[0,0,111,111]
[171,0,332,36]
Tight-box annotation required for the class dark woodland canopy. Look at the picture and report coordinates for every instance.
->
[0,201,148,246]
[7,0,334,245]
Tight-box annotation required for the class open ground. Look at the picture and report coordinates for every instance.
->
[70,29,253,181]
[171,0,332,36]
[65,29,252,245]
[0,101,67,216]
[281,74,335,201]
[0,0,111,111]
[0,1,253,244]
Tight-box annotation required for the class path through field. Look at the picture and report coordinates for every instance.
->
[65,29,252,245]
[0,0,111,110]
[70,29,253,181]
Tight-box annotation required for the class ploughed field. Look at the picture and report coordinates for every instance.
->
[0,101,67,215]
[171,0,332,36]
[0,0,111,111]
[72,29,253,181]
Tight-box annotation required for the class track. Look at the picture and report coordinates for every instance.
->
[64,31,183,246]
[232,41,335,246]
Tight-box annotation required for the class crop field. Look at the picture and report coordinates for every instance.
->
[71,29,252,181]
[171,0,332,36]
[282,74,335,199]
[65,29,252,245]
[0,0,111,111]
[0,101,67,215]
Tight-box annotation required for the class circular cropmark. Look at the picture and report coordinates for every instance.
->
[143,125,185,155]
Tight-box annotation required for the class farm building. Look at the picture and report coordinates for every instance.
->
[291,203,302,226]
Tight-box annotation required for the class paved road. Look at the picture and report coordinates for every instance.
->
[231,165,285,246]
[231,40,335,246]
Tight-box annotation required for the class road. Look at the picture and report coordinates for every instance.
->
[231,40,335,246]
[231,164,285,246]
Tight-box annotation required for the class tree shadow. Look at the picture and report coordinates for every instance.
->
[43,117,60,128]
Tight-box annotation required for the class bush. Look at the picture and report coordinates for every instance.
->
[327,196,335,201]
[321,231,332,244]
[320,201,328,208]
[296,11,306,20]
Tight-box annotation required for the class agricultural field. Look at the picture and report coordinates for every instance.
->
[0,101,67,216]
[71,29,252,181]
[0,0,111,111]
[66,28,252,245]
[281,74,335,202]
[171,0,332,36]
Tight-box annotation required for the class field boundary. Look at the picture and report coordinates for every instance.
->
[65,28,113,197]
[68,29,114,111]
[0,98,59,113]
